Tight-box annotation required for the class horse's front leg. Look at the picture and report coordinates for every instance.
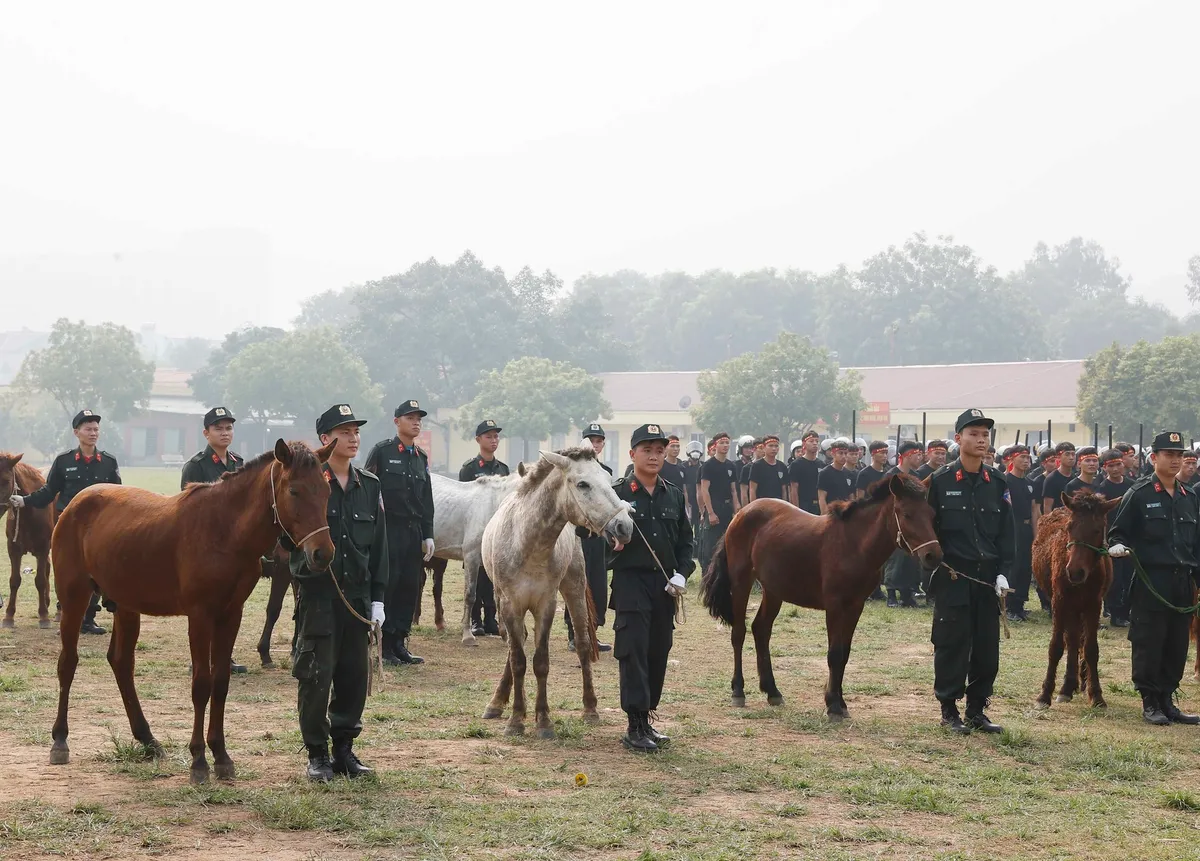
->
[432,561,445,632]
[560,570,599,723]
[1057,619,1080,703]
[3,543,20,627]
[1037,612,1066,708]
[824,600,864,720]
[187,616,215,784]
[1084,599,1106,708]
[751,590,785,706]
[207,607,242,780]
[532,601,556,739]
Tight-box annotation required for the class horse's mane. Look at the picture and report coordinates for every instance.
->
[1062,489,1109,515]
[515,446,597,495]
[178,441,319,499]
[828,473,925,521]
[0,453,45,492]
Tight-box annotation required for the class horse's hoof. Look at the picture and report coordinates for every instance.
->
[827,711,845,723]
[1034,700,1051,711]
[1092,700,1108,710]
[49,743,69,765]
[582,711,600,725]
[39,619,52,630]
[435,622,446,633]
[482,707,504,720]
[767,695,785,707]
[504,724,525,737]
[260,658,275,669]
[54,611,62,622]
[214,762,235,781]
[189,766,210,785]
[1055,694,1073,704]
[534,727,556,740]
[1,617,13,629]
[462,635,478,647]
[731,696,746,708]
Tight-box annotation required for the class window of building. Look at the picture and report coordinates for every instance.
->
[604,432,619,466]
[163,428,185,456]
[130,427,148,459]
[144,426,159,458]
[1068,423,1077,433]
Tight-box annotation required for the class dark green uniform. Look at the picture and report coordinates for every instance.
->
[364,435,433,648]
[1107,470,1200,711]
[291,463,389,748]
[180,445,244,489]
[459,453,509,632]
[927,454,1014,714]
[608,473,694,715]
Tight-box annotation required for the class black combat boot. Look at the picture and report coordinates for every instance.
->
[1161,694,1200,725]
[331,738,374,777]
[900,590,918,608]
[643,712,671,747]
[381,634,403,666]
[965,700,1003,734]
[939,701,971,735]
[621,711,658,753]
[306,744,334,782]
[393,637,424,665]
[886,590,898,608]
[868,586,886,602]
[80,612,107,636]
[1142,694,1170,726]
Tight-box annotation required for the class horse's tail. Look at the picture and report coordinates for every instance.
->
[700,537,737,626]
[584,582,601,662]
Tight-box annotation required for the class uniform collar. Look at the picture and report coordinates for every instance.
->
[75,447,100,463]
[395,436,418,454]
[627,475,662,495]
[324,463,361,487]
[203,444,237,466]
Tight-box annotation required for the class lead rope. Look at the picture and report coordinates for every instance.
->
[630,519,686,626]
[1069,541,1200,616]
[270,463,382,694]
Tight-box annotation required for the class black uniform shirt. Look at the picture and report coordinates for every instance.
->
[364,437,435,540]
[682,459,701,513]
[700,457,738,511]
[817,464,855,506]
[1108,476,1200,570]
[915,463,935,480]
[1097,477,1130,503]
[927,459,1015,579]
[181,445,244,490]
[608,475,695,578]
[788,457,821,514]
[660,459,687,493]
[1041,469,1073,511]
[24,447,122,512]
[856,465,887,494]
[290,465,389,605]
[748,458,789,500]
[459,455,510,482]
[1005,471,1036,528]
[1064,475,1099,499]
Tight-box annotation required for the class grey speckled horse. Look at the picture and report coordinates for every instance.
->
[481,448,633,738]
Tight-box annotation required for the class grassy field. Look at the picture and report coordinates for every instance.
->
[3,468,1200,859]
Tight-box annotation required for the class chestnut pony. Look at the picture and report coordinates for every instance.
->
[1,452,55,628]
[1032,490,1119,710]
[701,473,941,719]
[49,439,336,784]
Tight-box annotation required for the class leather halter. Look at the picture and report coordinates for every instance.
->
[270,460,331,550]
[893,509,939,557]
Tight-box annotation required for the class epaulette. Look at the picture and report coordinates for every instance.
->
[462,457,480,468]
[188,451,206,464]
[1128,474,1155,491]
[358,467,380,483]
[612,476,627,487]
[414,445,428,459]
[100,451,117,461]
[660,476,679,490]
[928,463,955,482]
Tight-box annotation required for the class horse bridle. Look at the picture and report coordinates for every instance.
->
[893,509,939,558]
[269,461,331,551]
[1066,540,1109,557]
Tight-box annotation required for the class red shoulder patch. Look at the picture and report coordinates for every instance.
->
[1155,482,1163,493]
[955,469,963,482]
[630,480,639,492]
[212,453,221,463]
[983,469,990,482]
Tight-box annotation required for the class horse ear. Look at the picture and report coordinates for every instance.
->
[1061,492,1074,510]
[274,438,292,465]
[316,439,338,463]
[539,451,571,470]
[920,475,932,490]
[887,473,905,495]
[517,462,527,477]
[5,452,22,466]
[1102,496,1122,513]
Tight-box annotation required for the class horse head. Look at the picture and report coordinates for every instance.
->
[270,438,338,571]
[1061,490,1121,585]
[893,473,943,571]
[0,452,24,496]
[538,449,634,544]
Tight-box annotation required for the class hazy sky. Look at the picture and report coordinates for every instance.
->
[2,2,1198,337]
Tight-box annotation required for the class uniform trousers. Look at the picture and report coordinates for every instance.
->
[565,534,609,639]
[611,567,675,713]
[292,587,369,747]
[1128,568,1193,697]
[1005,523,1034,613]
[1105,557,1133,621]
[383,518,423,638]
[700,506,733,575]
[471,566,497,628]
[931,566,1000,705]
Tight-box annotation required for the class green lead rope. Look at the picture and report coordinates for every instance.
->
[1067,541,1200,616]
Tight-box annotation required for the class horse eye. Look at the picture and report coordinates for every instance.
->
[576,481,590,490]
[288,488,299,497]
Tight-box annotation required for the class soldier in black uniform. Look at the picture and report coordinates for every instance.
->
[1064,446,1100,496]
[1097,448,1132,627]
[856,440,889,498]
[181,406,249,673]
[748,435,790,502]
[1041,442,1076,515]
[927,409,1014,735]
[699,432,738,572]
[660,435,687,490]
[1107,431,1200,726]
[883,441,924,607]
[1000,444,1037,623]
[915,440,947,480]
[11,409,120,635]
[570,424,613,653]
[460,419,509,637]
[788,430,822,515]
[364,399,434,666]
[608,423,694,753]
[292,404,389,781]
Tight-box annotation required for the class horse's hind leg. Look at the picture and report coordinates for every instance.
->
[108,609,162,758]
[36,553,52,628]
[728,549,755,708]
[50,557,92,765]
[532,599,557,739]
[483,658,514,720]
[207,607,242,780]
[3,542,21,627]
[824,600,865,720]
[560,568,599,722]
[1037,615,1066,708]
[1057,620,1081,703]
[751,589,785,706]
[432,560,445,632]
[1084,599,1106,708]
[186,616,215,784]
[258,563,291,668]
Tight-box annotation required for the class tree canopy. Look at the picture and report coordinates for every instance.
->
[190,326,286,407]
[1077,335,1200,442]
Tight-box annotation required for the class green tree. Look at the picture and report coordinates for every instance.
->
[1077,336,1200,441]
[458,358,611,458]
[14,318,154,424]
[190,325,286,406]
[1186,255,1200,306]
[223,328,383,427]
[295,286,360,330]
[690,332,864,438]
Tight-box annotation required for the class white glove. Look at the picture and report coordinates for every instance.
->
[665,573,687,597]
[994,574,1010,597]
[370,601,386,626]
[1108,543,1129,558]
[8,495,24,508]
[422,538,435,561]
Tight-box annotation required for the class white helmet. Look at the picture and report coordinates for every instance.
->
[789,439,804,453]
[855,437,867,449]
[736,434,756,449]
[821,438,834,452]
[685,440,703,457]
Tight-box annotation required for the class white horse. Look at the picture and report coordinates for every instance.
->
[429,472,520,645]
[481,447,634,738]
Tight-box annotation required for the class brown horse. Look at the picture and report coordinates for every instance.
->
[701,473,941,719]
[415,557,446,631]
[1,453,56,628]
[49,439,336,784]
[1033,490,1120,710]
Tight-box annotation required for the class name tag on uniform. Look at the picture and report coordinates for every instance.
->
[65,466,78,472]
[1145,502,1162,509]
[388,460,402,466]
[945,490,962,497]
